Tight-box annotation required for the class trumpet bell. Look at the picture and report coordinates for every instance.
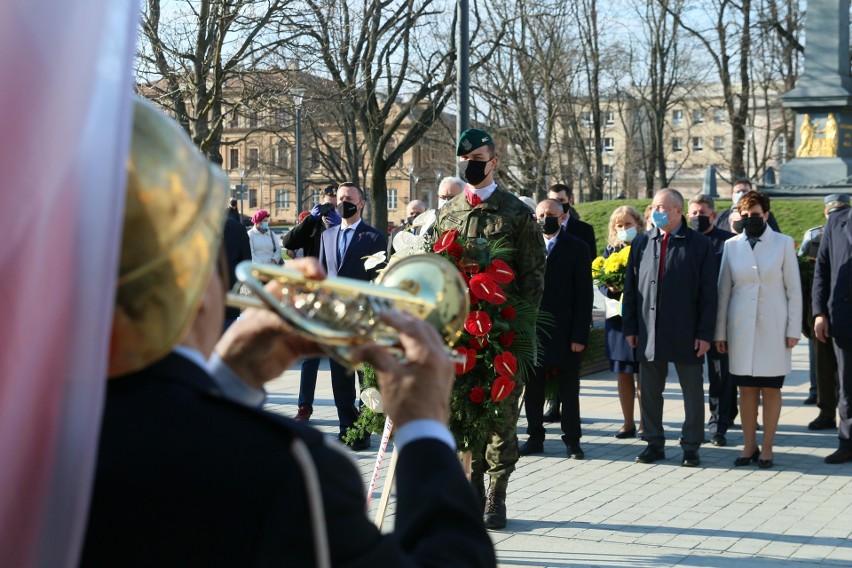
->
[226,254,469,366]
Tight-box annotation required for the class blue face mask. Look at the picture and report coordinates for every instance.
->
[261,221,269,230]
[651,210,669,228]
[732,191,745,206]
[617,227,638,243]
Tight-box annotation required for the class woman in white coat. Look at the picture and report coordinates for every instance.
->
[715,191,801,469]
[247,209,282,265]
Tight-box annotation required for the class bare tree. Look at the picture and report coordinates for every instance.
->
[137,0,300,164]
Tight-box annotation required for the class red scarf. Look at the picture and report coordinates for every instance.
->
[464,186,482,207]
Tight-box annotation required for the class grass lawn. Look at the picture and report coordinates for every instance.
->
[574,198,826,256]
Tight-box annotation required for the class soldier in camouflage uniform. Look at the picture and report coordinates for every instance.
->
[436,128,546,530]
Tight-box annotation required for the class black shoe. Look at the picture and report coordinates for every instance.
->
[483,489,507,529]
[825,448,852,464]
[615,427,637,439]
[803,394,817,405]
[758,456,774,469]
[346,435,372,451]
[682,450,701,467]
[542,405,561,423]
[519,439,544,456]
[635,446,666,464]
[564,438,584,460]
[711,434,727,447]
[734,448,760,466]
[808,416,837,430]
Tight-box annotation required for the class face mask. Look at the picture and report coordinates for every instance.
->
[688,215,711,233]
[617,227,637,243]
[458,159,490,186]
[561,202,570,214]
[538,216,561,235]
[742,216,765,237]
[438,198,449,209]
[731,219,744,234]
[338,201,358,219]
[651,210,669,228]
[260,221,269,230]
[732,192,745,206]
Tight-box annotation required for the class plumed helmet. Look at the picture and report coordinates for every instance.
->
[109,98,228,377]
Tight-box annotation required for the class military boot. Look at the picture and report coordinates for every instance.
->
[483,488,507,530]
[471,474,487,512]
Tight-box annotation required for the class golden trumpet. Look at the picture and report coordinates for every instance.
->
[226,255,470,366]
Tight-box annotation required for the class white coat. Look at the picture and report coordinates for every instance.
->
[714,227,802,377]
[247,226,282,265]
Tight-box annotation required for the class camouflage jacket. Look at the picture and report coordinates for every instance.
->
[436,186,545,306]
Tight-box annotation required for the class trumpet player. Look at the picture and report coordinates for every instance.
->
[82,99,495,567]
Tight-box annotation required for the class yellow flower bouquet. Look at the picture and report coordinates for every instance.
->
[592,246,630,290]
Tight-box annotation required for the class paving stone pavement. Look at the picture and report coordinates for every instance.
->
[264,337,852,567]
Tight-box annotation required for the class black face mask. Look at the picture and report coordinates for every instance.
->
[539,216,561,235]
[458,159,490,186]
[338,201,358,219]
[731,219,744,234]
[688,215,711,233]
[742,216,766,237]
[561,202,570,214]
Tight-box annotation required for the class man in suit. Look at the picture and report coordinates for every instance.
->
[714,178,781,233]
[82,99,495,566]
[623,188,718,467]
[520,199,593,459]
[281,184,340,422]
[813,202,852,464]
[223,198,251,330]
[387,199,426,257]
[687,193,737,446]
[320,181,388,449]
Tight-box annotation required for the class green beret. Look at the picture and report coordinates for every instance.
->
[456,128,493,156]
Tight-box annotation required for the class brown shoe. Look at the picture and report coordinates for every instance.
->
[825,448,852,464]
[294,405,312,422]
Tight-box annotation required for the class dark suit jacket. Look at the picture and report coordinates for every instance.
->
[81,353,496,567]
[563,216,597,261]
[813,207,852,339]
[282,214,328,259]
[538,230,593,368]
[224,210,251,319]
[623,219,718,363]
[320,220,387,280]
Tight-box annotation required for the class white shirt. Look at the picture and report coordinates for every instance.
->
[467,181,497,202]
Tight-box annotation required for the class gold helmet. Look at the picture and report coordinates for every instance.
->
[109,98,228,377]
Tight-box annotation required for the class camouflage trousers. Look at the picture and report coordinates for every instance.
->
[470,387,523,495]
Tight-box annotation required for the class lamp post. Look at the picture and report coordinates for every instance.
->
[293,89,304,217]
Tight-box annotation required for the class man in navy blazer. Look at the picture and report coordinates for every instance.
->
[319,182,388,449]
[813,205,852,463]
[520,199,593,459]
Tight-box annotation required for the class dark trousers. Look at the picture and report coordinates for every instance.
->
[817,337,840,419]
[329,359,359,435]
[707,346,737,433]
[639,361,705,452]
[833,336,852,450]
[297,357,320,408]
[524,364,582,443]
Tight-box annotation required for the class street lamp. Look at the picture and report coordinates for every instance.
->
[293,89,304,217]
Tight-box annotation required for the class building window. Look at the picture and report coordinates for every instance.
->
[603,111,614,125]
[229,148,239,170]
[603,138,615,152]
[692,137,703,151]
[692,109,704,124]
[248,148,259,169]
[229,113,239,128]
[672,109,683,125]
[672,137,683,152]
[310,149,320,170]
[309,190,320,207]
[249,189,257,208]
[714,136,724,152]
[275,189,291,209]
[601,164,613,177]
[249,112,258,128]
[585,138,595,151]
[387,188,398,211]
[581,111,592,126]
[277,142,291,168]
[714,108,725,124]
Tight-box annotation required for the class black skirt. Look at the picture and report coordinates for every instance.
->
[732,374,785,389]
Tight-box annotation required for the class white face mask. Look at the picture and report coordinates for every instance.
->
[438,198,449,209]
[617,227,637,243]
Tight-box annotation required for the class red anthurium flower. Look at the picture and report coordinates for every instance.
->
[493,352,518,378]
[487,286,507,305]
[469,273,499,302]
[490,376,516,403]
[470,336,489,350]
[454,346,477,375]
[500,306,516,321]
[464,311,492,337]
[469,386,486,404]
[485,259,515,284]
[498,331,516,348]
[433,230,459,253]
[447,242,463,259]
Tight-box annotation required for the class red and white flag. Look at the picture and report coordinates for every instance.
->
[0,1,138,566]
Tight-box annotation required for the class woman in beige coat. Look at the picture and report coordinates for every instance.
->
[715,191,802,468]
